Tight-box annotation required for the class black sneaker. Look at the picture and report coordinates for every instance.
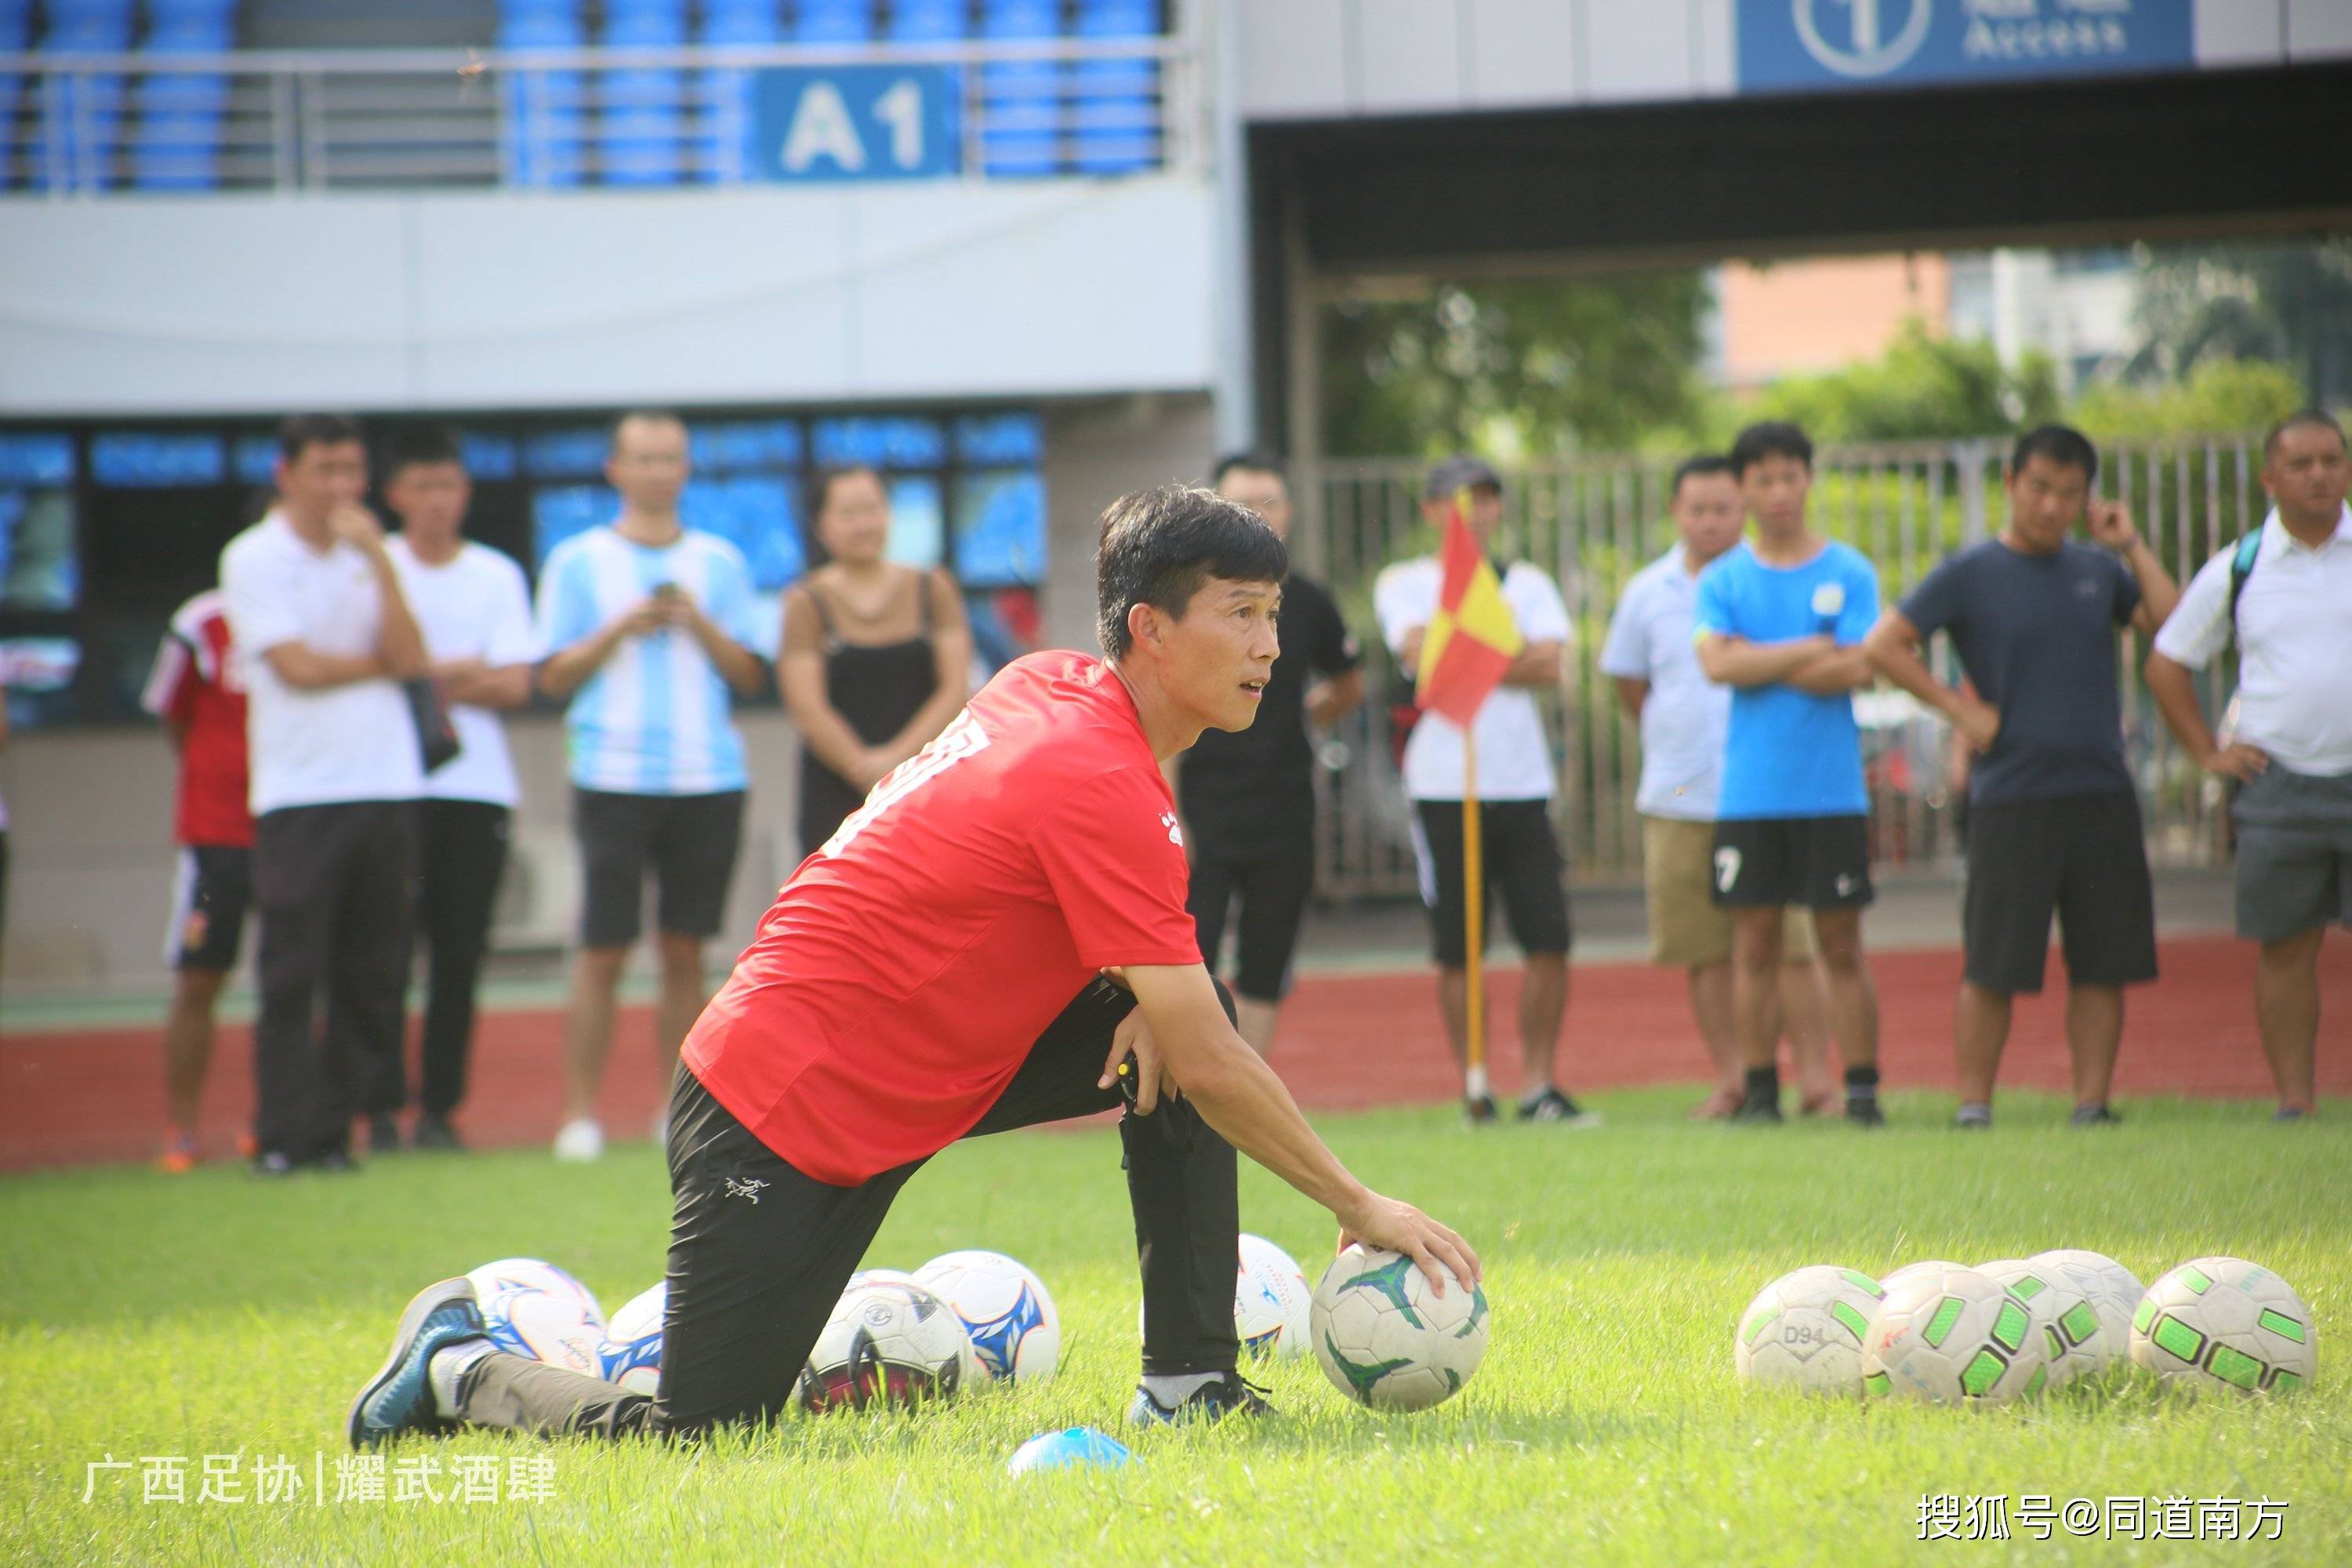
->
[347,1278,487,1449]
[2068,1102,2122,1128]
[368,1113,404,1156]
[1127,1370,1274,1428]
[1519,1089,1603,1128]
[2274,1106,2310,1124]
[1729,1093,1783,1125]
[249,1149,299,1178]
[1462,1093,1500,1127]
[1846,1098,1886,1129]
[312,1148,358,1174]
[411,1113,464,1152]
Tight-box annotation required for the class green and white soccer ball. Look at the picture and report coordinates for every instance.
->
[1977,1258,2111,1388]
[1861,1265,2049,1406]
[1309,1244,1488,1411]
[2027,1248,2144,1363]
[1733,1265,1885,1396]
[1880,1260,1966,1298]
[2130,1257,2316,1395]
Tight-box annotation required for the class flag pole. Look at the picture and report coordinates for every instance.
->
[1462,733,1489,1119]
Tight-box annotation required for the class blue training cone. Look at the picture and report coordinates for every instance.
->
[1007,1426,1135,1475]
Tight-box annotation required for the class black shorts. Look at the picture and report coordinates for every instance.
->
[1186,817,1316,1004]
[1710,815,1874,910]
[1964,789,2159,996]
[1411,799,1571,967]
[165,844,253,972]
[575,788,746,948]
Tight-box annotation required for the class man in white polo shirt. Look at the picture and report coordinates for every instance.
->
[220,414,428,1175]
[1374,456,1595,1127]
[536,411,768,1162]
[2147,409,2352,1123]
[1600,455,1835,1120]
[383,427,541,1153]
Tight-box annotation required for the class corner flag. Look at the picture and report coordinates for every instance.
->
[1414,493,1523,726]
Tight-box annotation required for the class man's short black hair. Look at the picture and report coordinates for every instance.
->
[1096,485,1287,660]
[276,413,364,463]
[2009,423,2098,483]
[1670,454,1735,499]
[1728,421,1813,477]
[383,424,464,479]
[1210,450,1287,488]
[2263,408,2348,462]
[610,408,686,453]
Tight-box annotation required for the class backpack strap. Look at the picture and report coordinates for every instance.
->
[2226,528,2263,635]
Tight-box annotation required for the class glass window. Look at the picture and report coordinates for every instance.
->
[0,488,79,610]
[953,469,1045,586]
[234,434,278,485]
[682,476,805,591]
[91,432,224,488]
[0,433,75,486]
[886,476,943,568]
[691,419,803,473]
[461,431,519,480]
[813,416,946,468]
[532,485,612,566]
[524,427,612,479]
[954,412,1044,466]
[0,637,83,728]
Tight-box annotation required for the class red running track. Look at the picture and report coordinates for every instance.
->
[2,936,2343,1172]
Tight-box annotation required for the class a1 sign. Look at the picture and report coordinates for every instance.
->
[749,64,964,183]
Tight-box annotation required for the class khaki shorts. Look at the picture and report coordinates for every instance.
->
[1642,815,1818,967]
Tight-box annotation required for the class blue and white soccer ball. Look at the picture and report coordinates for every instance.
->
[597,1281,667,1396]
[466,1258,607,1377]
[1137,1232,1314,1361]
[913,1250,1060,1384]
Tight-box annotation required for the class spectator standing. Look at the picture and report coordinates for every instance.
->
[2146,409,2352,1122]
[383,427,542,1152]
[779,465,971,858]
[536,412,768,1163]
[1600,456,1837,1120]
[1374,456,1595,1125]
[1866,425,2180,1129]
[220,415,427,1175]
[1693,422,1886,1127]
[140,587,258,1171]
[1171,452,1364,1058]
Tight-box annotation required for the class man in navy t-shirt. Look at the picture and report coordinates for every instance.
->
[1865,425,2180,1131]
[1694,422,1887,1127]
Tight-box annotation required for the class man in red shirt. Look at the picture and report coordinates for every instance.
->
[351,486,1480,1443]
[140,588,258,1173]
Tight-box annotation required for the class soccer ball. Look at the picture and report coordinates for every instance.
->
[466,1258,607,1376]
[913,1250,1061,1385]
[1881,1260,1966,1297]
[1236,1234,1312,1359]
[2130,1257,2317,1394]
[1976,1258,2109,1387]
[597,1282,666,1396]
[798,1277,979,1413]
[1861,1266,2049,1406]
[1309,1244,1488,1412]
[1733,1265,1885,1396]
[2027,1248,2145,1363]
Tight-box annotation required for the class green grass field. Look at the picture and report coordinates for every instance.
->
[4,1089,2347,1566]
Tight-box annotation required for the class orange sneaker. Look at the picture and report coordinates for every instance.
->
[158,1129,200,1174]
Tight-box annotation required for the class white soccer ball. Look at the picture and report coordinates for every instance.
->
[1880,1259,1966,1297]
[597,1281,667,1396]
[2130,1257,2317,1395]
[2027,1248,2145,1364]
[466,1258,607,1377]
[1861,1265,2049,1406]
[1733,1265,1885,1396]
[913,1250,1061,1385]
[1976,1258,2110,1388]
[798,1277,979,1413]
[1309,1244,1488,1412]
[1236,1234,1313,1359]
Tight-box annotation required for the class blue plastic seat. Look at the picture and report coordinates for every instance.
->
[1069,0,1156,171]
[499,2,586,184]
[791,1,874,44]
[887,1,967,41]
[697,2,778,182]
[978,0,1061,176]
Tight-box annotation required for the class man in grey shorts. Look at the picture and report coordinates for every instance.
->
[2146,409,2352,1121]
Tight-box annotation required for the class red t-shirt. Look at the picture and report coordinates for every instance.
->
[140,590,254,849]
[684,651,1201,1185]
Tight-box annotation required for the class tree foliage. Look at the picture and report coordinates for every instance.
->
[1736,321,2062,444]
[2126,240,2352,407]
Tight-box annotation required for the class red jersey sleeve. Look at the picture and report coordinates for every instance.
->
[1032,765,1203,971]
[140,632,197,724]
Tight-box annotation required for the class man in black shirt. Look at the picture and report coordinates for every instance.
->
[1173,453,1365,1056]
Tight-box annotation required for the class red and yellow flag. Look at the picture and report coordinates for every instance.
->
[1414,491,1523,728]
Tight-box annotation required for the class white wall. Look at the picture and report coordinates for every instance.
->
[1235,0,2342,121]
[0,176,1218,416]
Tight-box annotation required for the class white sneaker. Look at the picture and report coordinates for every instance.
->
[648,1106,669,1150]
[552,1118,604,1163]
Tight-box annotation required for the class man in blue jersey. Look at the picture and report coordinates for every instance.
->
[1694,422,1886,1127]
[535,412,770,1162]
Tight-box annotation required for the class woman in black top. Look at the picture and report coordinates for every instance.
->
[780,466,972,857]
